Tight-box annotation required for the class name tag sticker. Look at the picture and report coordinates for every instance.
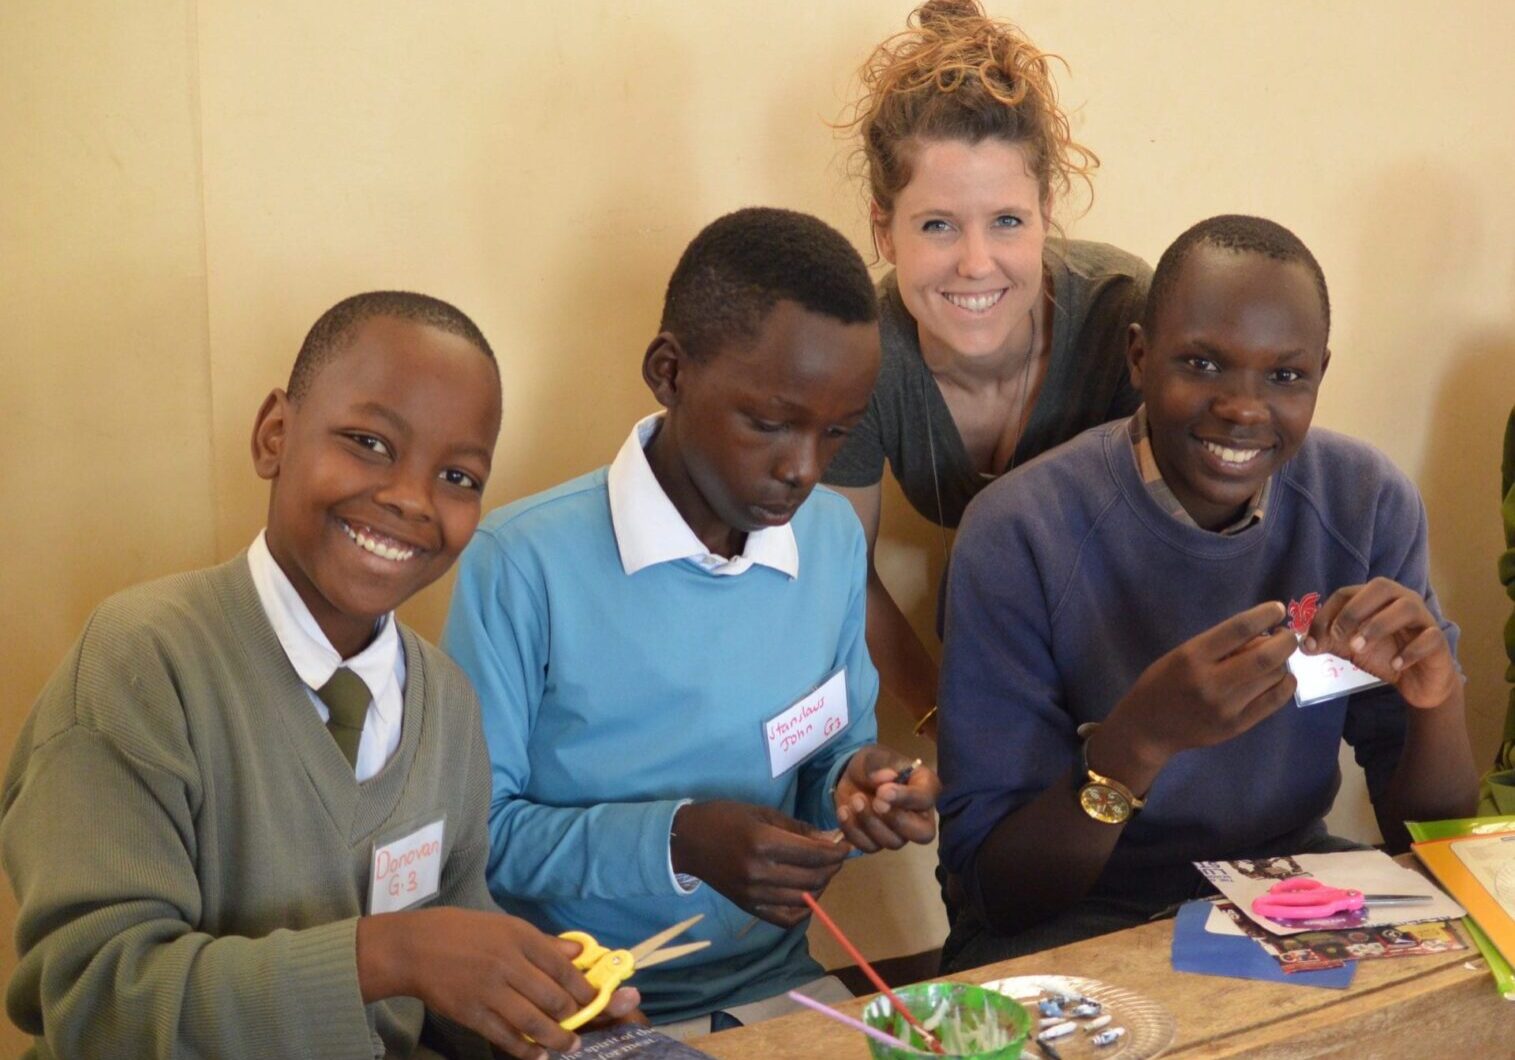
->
[763,668,849,778]
[369,817,445,915]
[1288,646,1384,707]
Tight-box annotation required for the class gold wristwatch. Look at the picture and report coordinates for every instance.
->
[1077,725,1144,824]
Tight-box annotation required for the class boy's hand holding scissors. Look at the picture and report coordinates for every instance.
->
[833,747,940,852]
[555,915,707,1030]
[356,908,641,1060]
[1300,577,1460,709]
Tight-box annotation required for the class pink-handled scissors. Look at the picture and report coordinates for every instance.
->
[1251,878,1431,920]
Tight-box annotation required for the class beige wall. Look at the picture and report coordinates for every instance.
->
[1,5,215,1051]
[3,1,1513,1048]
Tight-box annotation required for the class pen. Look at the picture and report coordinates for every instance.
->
[736,763,924,940]
[894,758,923,786]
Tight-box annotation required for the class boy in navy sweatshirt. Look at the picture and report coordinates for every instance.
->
[937,215,1478,970]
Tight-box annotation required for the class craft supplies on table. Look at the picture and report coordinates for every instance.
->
[1170,900,1357,989]
[858,982,1029,1059]
[1410,815,1515,999]
[1249,877,1431,926]
[557,915,711,1030]
[1192,849,1462,934]
[548,1026,716,1059]
[980,976,1174,1059]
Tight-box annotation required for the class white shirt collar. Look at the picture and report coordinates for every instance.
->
[246,530,403,727]
[606,413,799,579]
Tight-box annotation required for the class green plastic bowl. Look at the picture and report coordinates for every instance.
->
[861,981,1029,1060]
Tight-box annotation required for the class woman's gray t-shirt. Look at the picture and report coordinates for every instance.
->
[824,239,1151,528]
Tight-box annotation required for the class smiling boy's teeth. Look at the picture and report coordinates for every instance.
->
[341,521,416,562]
[943,290,1004,312]
[1203,440,1264,465]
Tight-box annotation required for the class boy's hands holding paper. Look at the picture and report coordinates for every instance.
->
[1299,577,1459,709]
[833,745,940,852]
[1102,582,1458,786]
[1094,586,1467,839]
[1296,578,1475,846]
[356,907,641,1060]
[1097,602,1299,791]
[671,801,850,927]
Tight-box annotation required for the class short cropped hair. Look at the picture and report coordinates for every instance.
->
[1144,215,1331,339]
[288,290,496,401]
[660,207,877,360]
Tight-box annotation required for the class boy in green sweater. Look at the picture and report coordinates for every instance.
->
[1,292,635,1059]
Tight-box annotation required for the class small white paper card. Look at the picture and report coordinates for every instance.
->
[763,668,848,779]
[1204,902,1246,936]
[1288,645,1383,707]
[369,817,445,915]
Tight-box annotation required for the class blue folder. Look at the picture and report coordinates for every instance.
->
[1170,899,1356,989]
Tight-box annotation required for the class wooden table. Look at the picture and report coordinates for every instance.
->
[692,918,1514,1058]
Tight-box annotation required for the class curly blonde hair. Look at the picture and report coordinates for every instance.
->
[844,0,1097,223]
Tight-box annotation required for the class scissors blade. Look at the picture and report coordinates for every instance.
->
[634,939,712,969]
[1363,894,1433,905]
[628,914,705,962]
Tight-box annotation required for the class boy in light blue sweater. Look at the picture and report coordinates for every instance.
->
[443,208,940,1031]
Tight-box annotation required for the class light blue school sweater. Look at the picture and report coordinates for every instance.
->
[441,471,878,1023]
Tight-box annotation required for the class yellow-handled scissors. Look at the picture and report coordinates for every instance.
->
[559,914,711,1030]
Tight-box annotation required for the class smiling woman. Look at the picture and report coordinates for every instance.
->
[822,0,1152,738]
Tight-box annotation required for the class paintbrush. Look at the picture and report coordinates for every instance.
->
[785,991,927,1053]
[801,892,947,1055]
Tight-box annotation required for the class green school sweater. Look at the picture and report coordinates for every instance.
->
[1,556,496,1059]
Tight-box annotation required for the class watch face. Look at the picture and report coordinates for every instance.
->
[1079,782,1131,824]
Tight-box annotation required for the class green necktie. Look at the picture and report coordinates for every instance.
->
[316,668,372,769]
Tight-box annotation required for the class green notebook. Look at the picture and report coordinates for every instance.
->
[1407,814,1515,1000]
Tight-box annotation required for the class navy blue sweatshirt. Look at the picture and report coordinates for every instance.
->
[938,419,1454,900]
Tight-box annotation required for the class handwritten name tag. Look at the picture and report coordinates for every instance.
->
[369,817,445,915]
[1288,647,1384,707]
[763,668,848,778]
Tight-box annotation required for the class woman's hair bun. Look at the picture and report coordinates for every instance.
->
[916,0,986,31]
[842,0,1097,224]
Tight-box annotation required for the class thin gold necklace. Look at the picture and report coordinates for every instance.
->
[991,306,1040,478]
[922,305,1037,564]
